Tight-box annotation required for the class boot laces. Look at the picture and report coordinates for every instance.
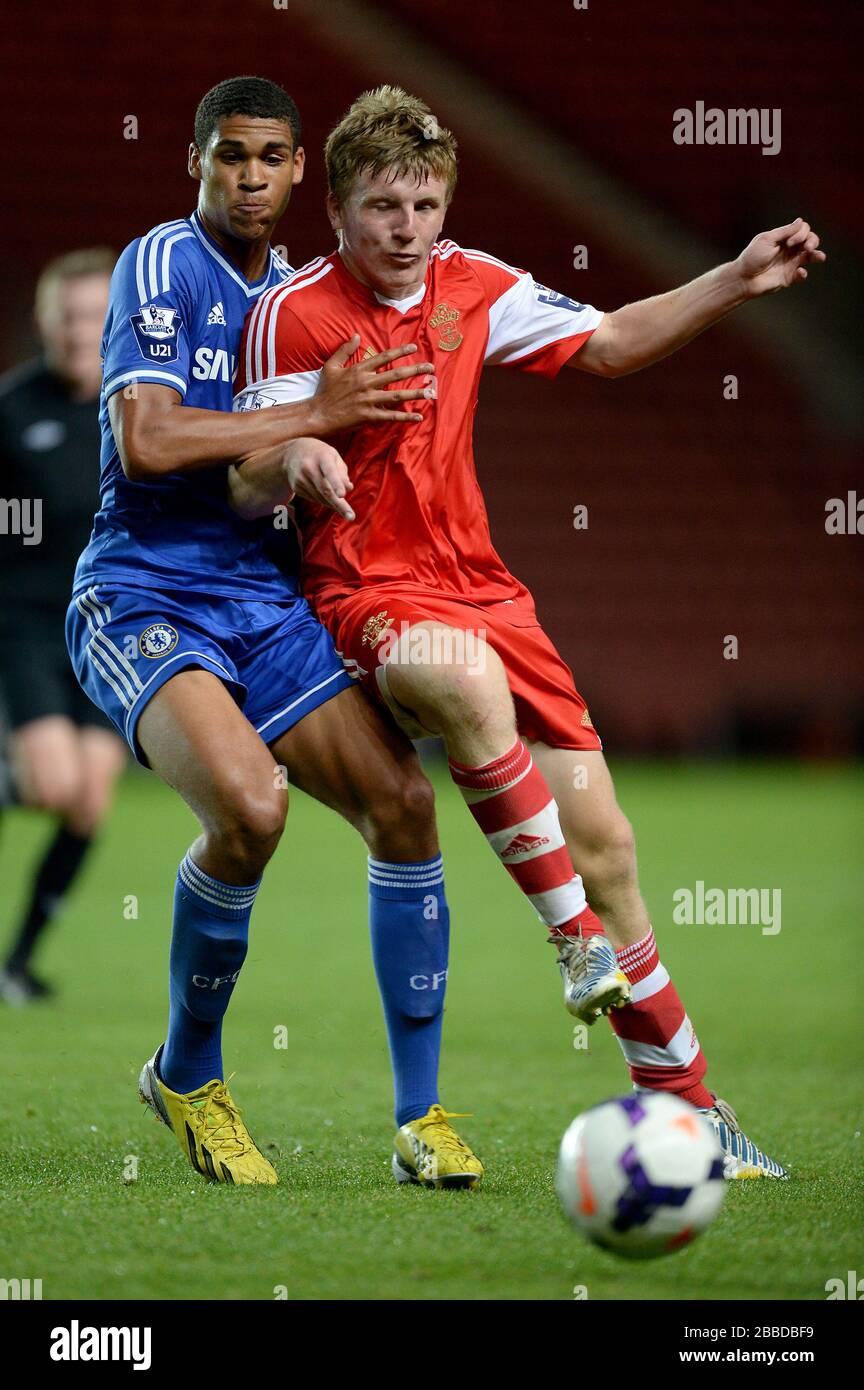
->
[192,1073,251,1157]
[709,1096,741,1132]
[414,1106,474,1156]
[548,925,605,980]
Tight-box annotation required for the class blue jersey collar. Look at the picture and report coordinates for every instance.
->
[189,211,283,296]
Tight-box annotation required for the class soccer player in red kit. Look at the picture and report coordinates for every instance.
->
[232,86,824,1179]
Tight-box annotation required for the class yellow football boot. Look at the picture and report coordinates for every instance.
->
[393,1105,484,1189]
[138,1047,277,1185]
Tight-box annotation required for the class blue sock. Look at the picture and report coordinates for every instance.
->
[159,852,261,1094]
[368,855,450,1126]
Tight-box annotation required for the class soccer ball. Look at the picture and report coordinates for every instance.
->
[556,1092,726,1259]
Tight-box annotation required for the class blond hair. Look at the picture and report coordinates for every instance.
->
[35,247,115,318]
[325,85,457,205]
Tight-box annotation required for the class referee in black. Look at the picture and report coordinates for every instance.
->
[0,249,127,1004]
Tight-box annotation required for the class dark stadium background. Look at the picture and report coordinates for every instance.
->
[2,0,861,754]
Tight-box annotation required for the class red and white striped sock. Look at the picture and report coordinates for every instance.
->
[607,928,713,1107]
[449,739,602,938]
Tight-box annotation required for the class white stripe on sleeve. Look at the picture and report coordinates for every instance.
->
[484,269,602,366]
[233,370,321,411]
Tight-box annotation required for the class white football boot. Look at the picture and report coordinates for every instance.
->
[698,1096,789,1179]
[551,926,632,1025]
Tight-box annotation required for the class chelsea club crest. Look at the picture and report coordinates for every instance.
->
[139,623,179,658]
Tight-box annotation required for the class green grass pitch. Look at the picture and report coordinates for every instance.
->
[1,758,861,1301]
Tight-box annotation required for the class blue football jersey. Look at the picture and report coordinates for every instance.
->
[73,212,300,601]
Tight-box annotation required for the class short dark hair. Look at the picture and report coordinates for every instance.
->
[194,76,301,152]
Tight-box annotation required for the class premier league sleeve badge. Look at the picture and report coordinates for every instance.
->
[130,303,184,362]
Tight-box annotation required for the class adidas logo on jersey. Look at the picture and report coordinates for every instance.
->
[501,831,551,858]
[207,302,226,325]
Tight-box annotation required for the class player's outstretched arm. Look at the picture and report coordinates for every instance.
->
[228,438,355,522]
[574,217,825,379]
[112,338,433,481]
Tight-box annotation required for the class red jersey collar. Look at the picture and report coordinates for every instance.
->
[332,249,431,312]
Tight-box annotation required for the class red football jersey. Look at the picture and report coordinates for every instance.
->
[234,240,602,615]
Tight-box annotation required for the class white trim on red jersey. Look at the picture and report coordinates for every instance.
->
[234,241,602,402]
[481,265,603,366]
[234,368,319,410]
[460,245,525,279]
[242,257,333,384]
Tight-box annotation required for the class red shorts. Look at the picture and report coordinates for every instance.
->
[318,585,602,751]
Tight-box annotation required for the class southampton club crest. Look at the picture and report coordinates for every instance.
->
[361,611,395,647]
[428,302,463,352]
[130,303,183,363]
[139,623,179,658]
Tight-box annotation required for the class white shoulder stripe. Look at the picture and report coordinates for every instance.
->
[433,245,461,264]
[147,224,194,301]
[134,220,189,305]
[159,230,195,296]
[270,247,296,278]
[243,292,269,387]
[430,239,461,262]
[246,260,334,383]
[242,256,329,385]
[461,248,524,278]
[243,268,321,382]
[266,262,334,378]
[249,256,328,315]
[278,255,329,286]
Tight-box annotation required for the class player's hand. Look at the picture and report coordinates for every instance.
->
[735,218,826,297]
[283,438,356,521]
[311,335,437,434]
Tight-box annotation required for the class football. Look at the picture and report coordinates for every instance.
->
[556,1093,726,1259]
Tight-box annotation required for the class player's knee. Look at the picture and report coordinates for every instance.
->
[583,814,638,889]
[429,651,508,736]
[233,788,287,848]
[445,635,504,698]
[394,630,503,704]
[216,781,287,866]
[363,766,438,857]
[389,766,436,831]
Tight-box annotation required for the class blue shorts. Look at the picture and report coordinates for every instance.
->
[66,584,355,765]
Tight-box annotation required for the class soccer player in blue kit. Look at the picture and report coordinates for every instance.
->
[66,77,483,1187]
